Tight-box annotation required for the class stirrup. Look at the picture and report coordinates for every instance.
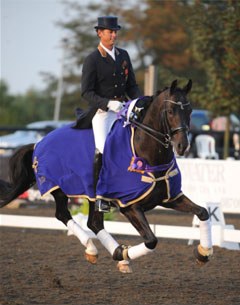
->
[95,199,111,213]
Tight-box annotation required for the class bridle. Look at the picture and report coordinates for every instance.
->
[164,99,190,110]
[162,98,190,139]
[129,97,190,148]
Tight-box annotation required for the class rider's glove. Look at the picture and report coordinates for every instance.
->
[107,100,123,112]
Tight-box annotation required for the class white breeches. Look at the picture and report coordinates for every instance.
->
[92,109,118,153]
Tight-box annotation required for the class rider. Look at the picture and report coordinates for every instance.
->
[80,16,142,212]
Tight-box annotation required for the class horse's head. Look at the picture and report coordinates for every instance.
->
[132,79,192,164]
[160,79,192,156]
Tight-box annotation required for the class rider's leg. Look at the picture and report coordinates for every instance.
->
[93,148,111,212]
[92,110,117,212]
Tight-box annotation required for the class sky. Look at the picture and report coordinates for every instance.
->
[1,0,139,95]
[1,0,71,94]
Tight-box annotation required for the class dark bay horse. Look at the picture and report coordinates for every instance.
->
[0,80,213,273]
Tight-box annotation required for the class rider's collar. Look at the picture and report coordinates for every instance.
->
[98,43,119,58]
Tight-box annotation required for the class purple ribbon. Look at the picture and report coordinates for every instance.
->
[129,156,175,173]
[117,100,132,120]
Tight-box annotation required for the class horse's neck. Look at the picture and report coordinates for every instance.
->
[134,96,174,166]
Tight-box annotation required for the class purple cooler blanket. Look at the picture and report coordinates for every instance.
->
[33,120,182,206]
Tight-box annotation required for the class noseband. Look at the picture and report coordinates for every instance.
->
[129,98,190,148]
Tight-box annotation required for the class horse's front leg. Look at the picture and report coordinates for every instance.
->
[87,201,132,273]
[113,204,158,261]
[168,194,213,264]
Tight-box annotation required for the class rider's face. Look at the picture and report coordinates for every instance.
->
[98,29,118,50]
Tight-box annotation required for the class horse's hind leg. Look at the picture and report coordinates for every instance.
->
[167,194,213,264]
[52,189,98,263]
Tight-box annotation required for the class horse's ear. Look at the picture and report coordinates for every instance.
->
[170,80,178,95]
[183,79,192,94]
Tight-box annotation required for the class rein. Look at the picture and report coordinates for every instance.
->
[128,118,171,148]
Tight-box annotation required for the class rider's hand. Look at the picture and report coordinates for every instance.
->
[107,100,123,112]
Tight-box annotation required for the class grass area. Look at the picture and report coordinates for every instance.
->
[70,199,116,221]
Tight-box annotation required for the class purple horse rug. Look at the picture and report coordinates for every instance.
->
[33,119,182,207]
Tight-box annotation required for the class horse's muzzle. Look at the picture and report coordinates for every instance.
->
[172,131,189,156]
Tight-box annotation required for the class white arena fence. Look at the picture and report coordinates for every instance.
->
[1,202,239,250]
[0,159,240,250]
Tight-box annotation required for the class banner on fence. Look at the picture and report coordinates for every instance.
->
[177,159,240,214]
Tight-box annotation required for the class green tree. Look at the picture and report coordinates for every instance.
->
[0,80,15,125]
[52,2,102,114]
[189,0,240,113]
[0,79,57,126]
[55,0,203,102]
[189,0,240,157]
[123,0,207,97]
[47,1,239,127]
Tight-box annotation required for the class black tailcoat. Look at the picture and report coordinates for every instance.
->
[74,45,141,129]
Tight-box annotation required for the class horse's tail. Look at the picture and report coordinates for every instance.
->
[0,143,36,207]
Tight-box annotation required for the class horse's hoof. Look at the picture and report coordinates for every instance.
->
[194,244,213,266]
[195,259,207,266]
[85,252,98,264]
[117,262,133,273]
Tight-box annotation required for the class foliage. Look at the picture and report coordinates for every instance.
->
[187,0,240,158]
[122,1,193,69]
[0,80,55,125]
[57,0,225,108]
[70,199,116,221]
[0,80,15,125]
[55,0,138,110]
[188,0,240,115]
[55,0,207,106]
[2,0,239,127]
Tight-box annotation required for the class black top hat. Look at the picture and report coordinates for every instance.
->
[94,16,121,31]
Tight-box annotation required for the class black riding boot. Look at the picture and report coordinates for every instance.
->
[94,149,111,213]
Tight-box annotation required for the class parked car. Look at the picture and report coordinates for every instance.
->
[190,109,212,132]
[0,120,72,156]
[190,109,240,133]
[188,109,240,159]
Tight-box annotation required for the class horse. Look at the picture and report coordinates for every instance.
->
[0,79,213,273]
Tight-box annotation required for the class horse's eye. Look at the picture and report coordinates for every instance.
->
[168,109,173,115]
